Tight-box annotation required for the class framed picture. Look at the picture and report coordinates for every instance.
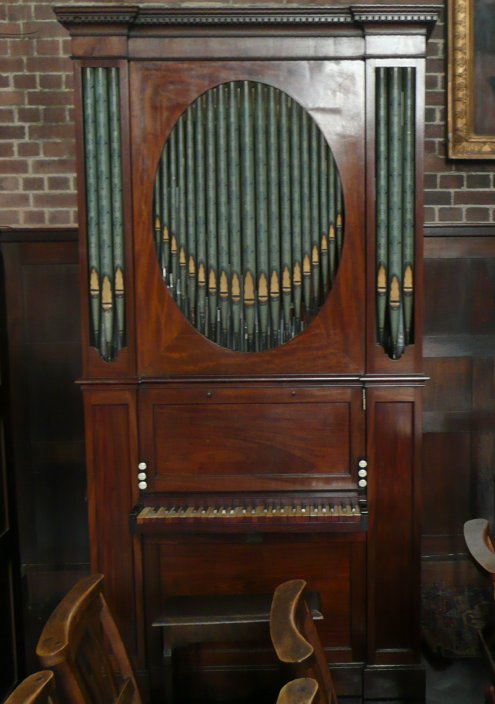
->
[448,0,495,158]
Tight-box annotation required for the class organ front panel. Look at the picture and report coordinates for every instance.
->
[56,4,438,702]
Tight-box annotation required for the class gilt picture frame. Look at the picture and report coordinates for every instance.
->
[448,0,495,158]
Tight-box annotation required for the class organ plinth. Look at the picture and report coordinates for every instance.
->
[56,3,439,701]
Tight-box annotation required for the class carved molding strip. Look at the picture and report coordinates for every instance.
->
[54,4,439,31]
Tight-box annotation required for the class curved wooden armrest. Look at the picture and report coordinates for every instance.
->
[4,671,57,704]
[270,579,314,664]
[464,519,495,576]
[276,678,319,704]
[36,574,104,665]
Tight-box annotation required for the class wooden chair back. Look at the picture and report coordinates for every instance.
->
[36,574,141,704]
[276,678,319,704]
[464,518,495,596]
[4,671,58,704]
[270,579,337,704]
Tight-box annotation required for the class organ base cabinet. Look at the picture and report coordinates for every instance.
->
[57,3,439,701]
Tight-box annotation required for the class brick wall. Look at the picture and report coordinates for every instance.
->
[0,1,76,227]
[424,8,495,224]
[0,1,494,228]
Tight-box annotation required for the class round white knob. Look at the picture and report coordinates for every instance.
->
[358,479,367,488]
[358,468,367,478]
[358,459,368,468]
[138,461,147,470]
[138,481,148,490]
[137,472,147,481]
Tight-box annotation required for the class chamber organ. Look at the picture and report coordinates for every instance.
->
[56,3,438,701]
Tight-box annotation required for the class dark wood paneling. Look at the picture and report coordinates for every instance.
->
[0,230,87,674]
[422,230,495,657]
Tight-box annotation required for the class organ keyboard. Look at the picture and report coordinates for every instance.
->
[132,494,367,533]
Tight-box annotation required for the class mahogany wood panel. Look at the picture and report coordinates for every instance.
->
[142,532,366,700]
[82,388,143,662]
[131,60,365,377]
[139,385,364,492]
[366,387,421,665]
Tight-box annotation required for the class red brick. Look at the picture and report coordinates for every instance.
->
[48,209,72,226]
[425,90,445,106]
[8,38,34,57]
[42,107,67,123]
[453,190,495,205]
[465,207,491,222]
[43,142,71,158]
[1,57,25,72]
[425,190,451,206]
[0,210,21,226]
[0,159,29,174]
[0,177,20,192]
[23,177,45,191]
[27,90,73,107]
[0,125,26,139]
[48,176,71,190]
[29,123,73,140]
[438,173,465,189]
[18,142,41,157]
[64,74,74,91]
[424,174,438,189]
[0,143,14,158]
[424,206,437,224]
[39,74,63,90]
[0,108,15,122]
[36,38,61,55]
[33,4,58,20]
[0,75,11,88]
[0,91,25,107]
[425,123,445,139]
[0,40,9,55]
[425,74,440,90]
[8,5,32,21]
[466,174,492,189]
[0,193,30,208]
[17,107,41,122]
[0,23,22,36]
[22,210,46,226]
[13,73,37,90]
[426,58,445,74]
[26,56,70,73]
[33,192,77,208]
[438,207,464,222]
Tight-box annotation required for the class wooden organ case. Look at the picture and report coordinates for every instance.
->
[56,3,438,702]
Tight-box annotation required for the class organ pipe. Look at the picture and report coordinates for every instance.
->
[152,80,345,353]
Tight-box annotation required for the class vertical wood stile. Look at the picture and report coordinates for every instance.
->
[82,68,101,349]
[108,68,125,350]
[94,67,114,361]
